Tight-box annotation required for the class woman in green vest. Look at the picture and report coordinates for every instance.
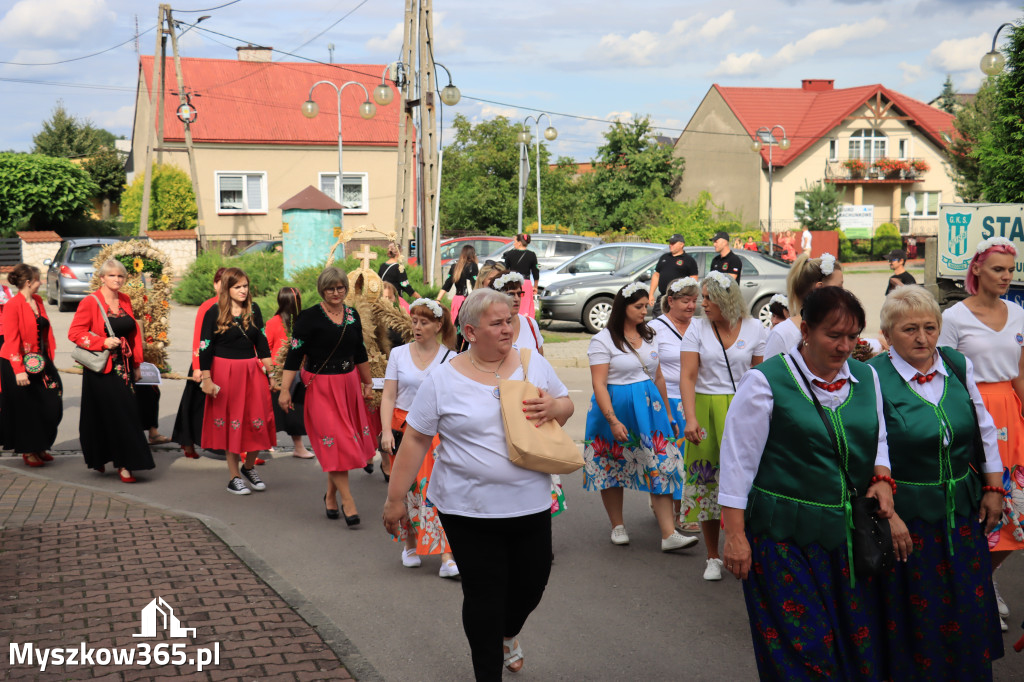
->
[868,285,1004,678]
[719,286,894,680]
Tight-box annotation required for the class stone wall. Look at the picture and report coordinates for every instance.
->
[147,230,197,278]
[16,231,63,275]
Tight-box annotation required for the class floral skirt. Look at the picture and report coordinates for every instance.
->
[667,397,686,501]
[390,407,449,555]
[302,369,375,472]
[682,393,732,522]
[201,357,276,453]
[582,380,683,495]
[742,531,885,681]
[878,514,1003,680]
[977,381,1024,551]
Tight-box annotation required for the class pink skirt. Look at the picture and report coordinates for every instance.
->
[520,280,536,317]
[302,368,376,472]
[202,357,276,453]
[451,294,466,321]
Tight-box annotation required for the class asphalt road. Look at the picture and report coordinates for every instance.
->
[7,268,1022,681]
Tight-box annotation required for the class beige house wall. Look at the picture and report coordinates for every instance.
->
[673,88,760,225]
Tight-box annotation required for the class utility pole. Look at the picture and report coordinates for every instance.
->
[394,1,416,261]
[417,0,440,286]
[138,4,168,236]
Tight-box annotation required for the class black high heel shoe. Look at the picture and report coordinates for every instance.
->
[363,462,374,474]
[340,502,360,527]
[324,494,340,520]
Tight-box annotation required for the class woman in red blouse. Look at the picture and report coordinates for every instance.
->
[0,264,62,466]
[266,287,312,458]
[68,259,154,482]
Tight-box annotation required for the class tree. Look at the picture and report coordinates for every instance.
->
[946,78,997,202]
[0,153,98,231]
[31,101,115,158]
[121,164,197,231]
[793,181,842,231]
[935,74,958,113]
[975,20,1024,202]
[81,148,127,218]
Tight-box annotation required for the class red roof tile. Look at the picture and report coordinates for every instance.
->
[17,231,62,243]
[139,56,398,147]
[147,230,197,240]
[713,82,955,168]
[278,185,343,211]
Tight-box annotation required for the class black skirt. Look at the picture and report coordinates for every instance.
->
[271,380,306,437]
[136,385,160,430]
[79,351,154,472]
[0,356,63,453]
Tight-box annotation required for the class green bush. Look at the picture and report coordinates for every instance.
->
[872,222,902,260]
[173,252,225,305]
[121,164,197,232]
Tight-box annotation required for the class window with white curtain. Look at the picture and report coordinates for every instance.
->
[900,191,941,218]
[318,172,368,213]
[216,172,266,213]
[848,129,887,163]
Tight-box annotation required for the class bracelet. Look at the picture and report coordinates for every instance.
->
[982,485,1008,495]
[870,475,897,495]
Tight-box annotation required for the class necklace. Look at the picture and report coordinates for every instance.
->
[468,352,504,398]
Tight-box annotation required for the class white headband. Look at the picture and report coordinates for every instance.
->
[769,294,789,308]
[411,298,443,318]
[819,252,837,276]
[621,281,647,298]
[976,236,1015,256]
[492,272,525,290]
[705,271,732,289]
[669,276,699,294]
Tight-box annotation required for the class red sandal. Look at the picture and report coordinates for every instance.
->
[22,453,44,468]
[118,468,137,483]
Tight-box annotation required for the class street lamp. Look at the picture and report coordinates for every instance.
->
[302,80,378,210]
[981,22,1014,75]
[516,114,557,234]
[751,125,790,257]
[373,61,461,107]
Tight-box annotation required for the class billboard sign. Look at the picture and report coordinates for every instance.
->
[839,205,874,238]
[937,203,1024,281]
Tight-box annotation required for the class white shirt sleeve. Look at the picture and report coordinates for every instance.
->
[966,356,1004,474]
[937,305,960,349]
[384,346,401,381]
[718,369,773,510]
[405,369,440,437]
[869,365,891,471]
[587,331,612,366]
[753,322,768,357]
[680,319,701,354]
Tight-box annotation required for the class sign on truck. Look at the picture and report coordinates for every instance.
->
[936,203,1024,308]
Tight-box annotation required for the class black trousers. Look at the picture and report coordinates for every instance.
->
[438,510,552,682]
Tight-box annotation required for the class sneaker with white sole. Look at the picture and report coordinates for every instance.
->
[703,558,724,581]
[226,476,251,495]
[994,578,1010,617]
[401,548,422,567]
[240,466,266,491]
[661,532,700,552]
[610,525,630,545]
[1000,616,1009,632]
[439,559,460,579]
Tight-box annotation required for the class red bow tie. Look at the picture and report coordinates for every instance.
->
[812,378,847,392]
[913,371,938,384]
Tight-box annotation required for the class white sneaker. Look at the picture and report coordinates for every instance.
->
[439,559,460,579]
[401,548,421,567]
[610,525,630,545]
[661,531,699,552]
[703,558,724,581]
[994,578,1010,617]
[1000,616,1009,632]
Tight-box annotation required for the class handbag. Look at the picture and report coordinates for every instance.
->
[937,347,986,478]
[23,352,45,374]
[499,348,583,475]
[790,356,894,581]
[72,294,116,372]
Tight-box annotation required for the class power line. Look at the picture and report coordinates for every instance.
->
[0,26,156,65]
[287,0,372,56]
[176,0,243,12]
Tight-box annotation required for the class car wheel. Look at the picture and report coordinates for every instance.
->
[47,281,56,305]
[582,296,614,334]
[57,285,73,313]
[752,296,772,328]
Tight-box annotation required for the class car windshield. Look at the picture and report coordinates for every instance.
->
[618,252,663,277]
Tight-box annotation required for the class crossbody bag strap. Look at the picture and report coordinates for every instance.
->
[653,317,681,340]
[440,348,453,364]
[520,347,532,377]
[306,304,349,386]
[93,293,116,338]
[711,322,736,393]
[789,354,853,491]
[937,347,986,474]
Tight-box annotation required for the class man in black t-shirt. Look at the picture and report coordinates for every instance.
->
[709,231,742,284]
[885,249,916,296]
[648,233,698,302]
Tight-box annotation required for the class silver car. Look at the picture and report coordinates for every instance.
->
[45,237,128,311]
[539,246,790,333]
[489,234,602,271]
[537,242,664,292]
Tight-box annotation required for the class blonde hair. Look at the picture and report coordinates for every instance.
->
[661,277,700,314]
[98,258,128,277]
[879,285,941,334]
[701,274,746,326]
[787,254,843,315]
[476,262,507,291]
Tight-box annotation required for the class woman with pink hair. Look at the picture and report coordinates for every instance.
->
[938,236,1023,632]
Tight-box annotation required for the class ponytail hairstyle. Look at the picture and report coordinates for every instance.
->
[787,253,843,316]
[274,287,302,333]
[410,299,457,350]
[216,267,253,333]
[515,233,531,247]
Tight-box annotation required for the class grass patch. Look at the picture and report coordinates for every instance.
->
[541,331,579,344]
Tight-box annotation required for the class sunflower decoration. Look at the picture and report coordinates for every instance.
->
[89,239,174,372]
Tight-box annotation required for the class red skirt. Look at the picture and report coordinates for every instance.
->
[302,368,376,472]
[978,381,1024,552]
[201,357,276,453]
[520,280,536,317]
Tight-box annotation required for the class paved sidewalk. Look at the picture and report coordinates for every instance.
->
[542,339,590,368]
[0,466,356,681]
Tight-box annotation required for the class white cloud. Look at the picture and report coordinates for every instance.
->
[0,49,62,73]
[698,10,735,40]
[89,105,134,130]
[0,0,115,43]
[899,61,923,84]
[586,11,735,67]
[366,22,403,53]
[595,30,661,66]
[479,103,519,119]
[928,33,989,72]
[365,12,463,56]
[713,51,766,76]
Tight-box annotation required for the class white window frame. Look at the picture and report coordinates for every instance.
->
[897,139,908,159]
[848,129,887,164]
[900,191,941,218]
[828,138,838,161]
[215,171,267,215]
[318,172,369,214]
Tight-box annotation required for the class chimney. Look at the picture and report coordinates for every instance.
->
[801,79,834,92]
[237,45,272,62]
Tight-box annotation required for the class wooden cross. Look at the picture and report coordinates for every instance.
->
[353,244,375,271]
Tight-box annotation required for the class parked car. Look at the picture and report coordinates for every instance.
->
[44,237,130,312]
[537,242,664,293]
[235,239,282,256]
[539,246,790,333]
[489,234,602,271]
[439,236,513,267]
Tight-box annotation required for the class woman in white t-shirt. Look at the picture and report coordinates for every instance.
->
[680,271,766,581]
[584,282,697,553]
[383,288,573,679]
[379,299,457,578]
[938,237,1024,581]
[764,253,843,359]
[491,271,544,354]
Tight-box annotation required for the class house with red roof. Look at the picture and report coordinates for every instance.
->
[130,47,399,245]
[674,79,957,238]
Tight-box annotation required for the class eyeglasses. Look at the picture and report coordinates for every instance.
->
[323,286,347,294]
[506,290,525,298]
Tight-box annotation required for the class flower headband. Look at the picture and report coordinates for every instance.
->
[704,271,732,289]
[492,272,525,290]
[620,281,647,298]
[976,236,1015,255]
[819,252,837,276]
[668,276,699,294]
[411,298,443,318]
[769,294,789,308]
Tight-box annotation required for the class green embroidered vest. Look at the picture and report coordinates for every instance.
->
[746,355,879,550]
[867,348,981,526]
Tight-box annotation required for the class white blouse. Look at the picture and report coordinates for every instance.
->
[383,344,451,412]
[938,300,1024,383]
[764,317,800,360]
[513,314,544,351]
[717,351,890,510]
[651,315,686,399]
[587,328,659,385]
[680,317,767,395]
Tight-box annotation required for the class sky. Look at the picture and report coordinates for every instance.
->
[0,0,1017,161]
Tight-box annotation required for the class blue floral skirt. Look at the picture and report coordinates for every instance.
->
[878,514,1003,680]
[668,397,685,501]
[742,531,885,681]
[583,380,682,495]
